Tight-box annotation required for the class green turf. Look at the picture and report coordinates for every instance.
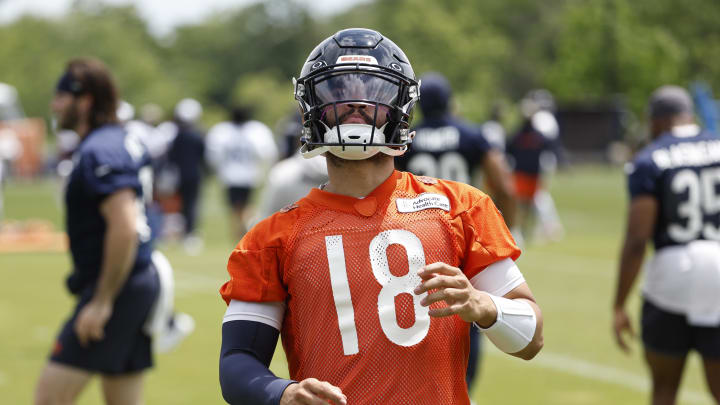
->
[0,167,716,404]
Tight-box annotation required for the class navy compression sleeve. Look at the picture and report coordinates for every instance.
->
[219,320,295,405]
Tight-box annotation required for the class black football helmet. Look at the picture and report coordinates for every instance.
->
[294,28,420,160]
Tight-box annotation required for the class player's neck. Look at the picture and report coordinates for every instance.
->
[323,154,395,198]
[74,121,91,139]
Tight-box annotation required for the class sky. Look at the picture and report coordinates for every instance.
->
[0,0,370,36]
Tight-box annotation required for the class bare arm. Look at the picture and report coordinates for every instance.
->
[612,195,657,352]
[95,188,140,303]
[74,188,139,345]
[480,150,517,228]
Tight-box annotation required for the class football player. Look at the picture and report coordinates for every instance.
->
[167,98,206,253]
[253,114,328,222]
[613,86,720,405]
[507,89,565,242]
[394,71,517,393]
[116,101,195,355]
[218,29,544,405]
[205,105,279,239]
[35,59,159,405]
[396,72,516,229]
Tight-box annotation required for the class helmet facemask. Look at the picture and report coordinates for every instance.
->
[295,63,419,160]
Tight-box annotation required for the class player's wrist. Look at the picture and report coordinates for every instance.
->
[278,381,299,405]
[476,294,537,354]
[473,291,498,328]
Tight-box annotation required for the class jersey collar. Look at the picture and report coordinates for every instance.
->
[670,124,700,138]
[305,170,401,217]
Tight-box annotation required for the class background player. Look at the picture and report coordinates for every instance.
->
[396,72,516,229]
[35,58,159,405]
[218,28,543,405]
[395,71,518,393]
[205,105,278,239]
[167,98,206,253]
[613,85,720,405]
[252,117,328,222]
[116,100,196,355]
[507,89,565,242]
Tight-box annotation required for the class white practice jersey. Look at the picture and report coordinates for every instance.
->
[644,241,720,326]
[205,120,278,187]
[256,153,328,220]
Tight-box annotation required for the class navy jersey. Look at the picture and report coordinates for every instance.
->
[627,129,720,250]
[168,124,205,183]
[396,115,492,183]
[65,124,154,294]
[507,114,563,176]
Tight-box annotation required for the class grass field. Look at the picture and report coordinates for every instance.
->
[0,166,716,404]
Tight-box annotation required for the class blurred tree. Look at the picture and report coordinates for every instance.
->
[166,0,322,110]
[230,71,295,127]
[0,17,67,121]
[0,5,183,123]
[1,0,719,137]
[546,0,687,113]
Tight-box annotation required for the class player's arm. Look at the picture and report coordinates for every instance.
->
[220,319,290,404]
[612,195,657,352]
[496,282,543,360]
[220,301,347,405]
[416,259,543,360]
[74,188,138,346]
[480,150,517,228]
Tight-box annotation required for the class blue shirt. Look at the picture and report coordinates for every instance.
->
[65,124,154,294]
[396,115,492,184]
[627,128,720,250]
[507,119,563,175]
[168,123,205,182]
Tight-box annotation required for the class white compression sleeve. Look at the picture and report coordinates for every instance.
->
[223,300,286,331]
[477,294,537,354]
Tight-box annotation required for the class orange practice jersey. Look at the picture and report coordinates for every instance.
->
[220,170,520,404]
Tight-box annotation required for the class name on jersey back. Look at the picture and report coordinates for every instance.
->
[651,139,720,170]
[414,127,460,151]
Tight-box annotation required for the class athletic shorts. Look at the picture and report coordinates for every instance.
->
[50,265,160,375]
[513,172,540,202]
[642,299,720,359]
[227,186,252,207]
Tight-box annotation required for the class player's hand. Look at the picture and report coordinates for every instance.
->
[613,307,635,353]
[280,378,347,405]
[74,299,113,347]
[414,262,497,326]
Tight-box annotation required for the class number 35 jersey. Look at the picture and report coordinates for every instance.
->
[220,170,520,404]
[627,126,720,249]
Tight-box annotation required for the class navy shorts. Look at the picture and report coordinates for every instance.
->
[50,266,160,375]
[642,299,720,359]
[227,186,252,207]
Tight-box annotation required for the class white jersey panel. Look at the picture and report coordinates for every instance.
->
[206,120,278,187]
[643,240,720,326]
[256,154,328,220]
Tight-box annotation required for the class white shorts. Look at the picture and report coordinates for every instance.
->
[643,240,720,326]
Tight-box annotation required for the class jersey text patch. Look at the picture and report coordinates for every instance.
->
[396,193,450,213]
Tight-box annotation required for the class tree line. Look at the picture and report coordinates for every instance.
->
[1,0,718,133]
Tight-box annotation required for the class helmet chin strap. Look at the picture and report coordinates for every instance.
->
[300,123,407,160]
